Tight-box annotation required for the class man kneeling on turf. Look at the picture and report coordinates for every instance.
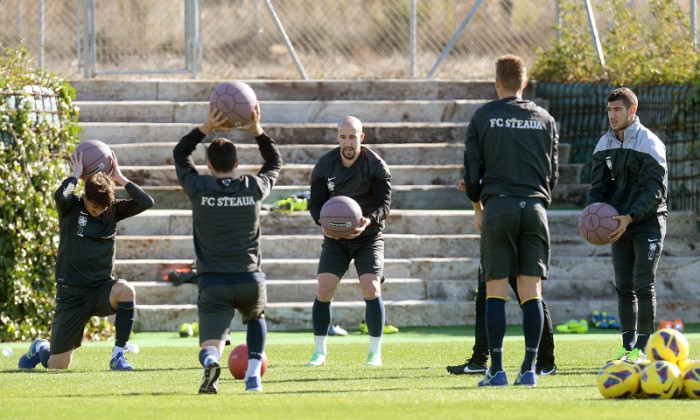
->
[19,151,154,371]
[173,104,282,393]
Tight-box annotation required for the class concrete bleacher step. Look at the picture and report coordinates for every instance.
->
[75,99,489,124]
[80,122,470,145]
[117,183,592,210]
[131,271,699,306]
[116,209,696,237]
[113,234,461,260]
[114,233,698,261]
[134,299,479,332]
[110,141,572,167]
[115,258,429,282]
[132,278,427,305]
[118,162,583,187]
[71,79,500,102]
[114,234,480,259]
[112,142,462,166]
[133,297,700,332]
[116,255,699,285]
[120,163,465,186]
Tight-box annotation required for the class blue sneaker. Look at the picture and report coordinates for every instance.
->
[245,376,263,392]
[514,370,537,386]
[590,310,608,329]
[18,338,49,369]
[110,351,133,371]
[478,370,508,387]
[199,362,221,394]
[605,313,621,329]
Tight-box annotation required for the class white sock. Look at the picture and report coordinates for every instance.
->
[246,358,262,378]
[111,346,125,359]
[369,336,382,353]
[314,335,327,354]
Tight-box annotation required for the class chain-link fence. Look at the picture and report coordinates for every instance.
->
[0,0,79,74]
[1,0,560,79]
[2,0,698,79]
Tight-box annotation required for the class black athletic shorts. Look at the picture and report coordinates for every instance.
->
[198,282,267,343]
[317,232,384,281]
[50,280,117,354]
[480,196,550,280]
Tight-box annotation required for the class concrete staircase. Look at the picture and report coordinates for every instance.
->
[72,79,700,331]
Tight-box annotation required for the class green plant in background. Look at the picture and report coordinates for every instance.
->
[0,44,80,341]
[531,0,698,85]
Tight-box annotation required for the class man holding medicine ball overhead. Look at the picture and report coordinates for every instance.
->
[18,149,154,372]
[174,103,282,394]
[306,116,391,368]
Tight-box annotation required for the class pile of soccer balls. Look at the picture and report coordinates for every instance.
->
[597,328,700,399]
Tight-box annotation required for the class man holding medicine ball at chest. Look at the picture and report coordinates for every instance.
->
[306,116,391,367]
[587,87,667,364]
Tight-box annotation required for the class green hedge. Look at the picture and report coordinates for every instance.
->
[0,45,80,341]
[531,0,698,86]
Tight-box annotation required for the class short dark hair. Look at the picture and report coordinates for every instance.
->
[84,172,114,209]
[207,137,237,173]
[495,54,527,92]
[607,87,638,109]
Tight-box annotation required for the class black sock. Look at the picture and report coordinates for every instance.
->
[246,317,267,360]
[198,346,220,367]
[312,298,331,336]
[39,343,50,368]
[114,301,135,348]
[485,297,506,374]
[622,330,636,350]
[365,296,385,337]
[635,334,650,352]
[520,299,543,374]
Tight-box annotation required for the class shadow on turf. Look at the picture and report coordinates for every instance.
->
[2,366,202,374]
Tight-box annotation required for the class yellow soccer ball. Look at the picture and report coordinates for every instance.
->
[682,360,700,399]
[640,360,683,399]
[647,328,690,366]
[597,360,640,399]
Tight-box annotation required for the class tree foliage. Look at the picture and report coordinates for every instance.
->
[531,0,698,86]
[0,44,80,341]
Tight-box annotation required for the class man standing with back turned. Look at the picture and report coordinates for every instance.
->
[586,87,667,364]
[464,54,559,387]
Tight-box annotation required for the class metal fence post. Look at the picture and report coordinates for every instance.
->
[16,0,22,38]
[410,0,416,78]
[555,0,561,42]
[584,0,605,69]
[76,0,82,73]
[89,0,96,77]
[186,0,200,78]
[692,0,697,51]
[263,0,308,80]
[426,0,484,79]
[82,0,91,77]
[254,0,261,52]
[38,0,44,68]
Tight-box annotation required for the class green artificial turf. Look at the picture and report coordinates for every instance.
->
[1,325,698,419]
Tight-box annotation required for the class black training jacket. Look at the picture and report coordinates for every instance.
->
[174,128,282,277]
[586,116,667,224]
[464,97,559,207]
[309,146,391,237]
